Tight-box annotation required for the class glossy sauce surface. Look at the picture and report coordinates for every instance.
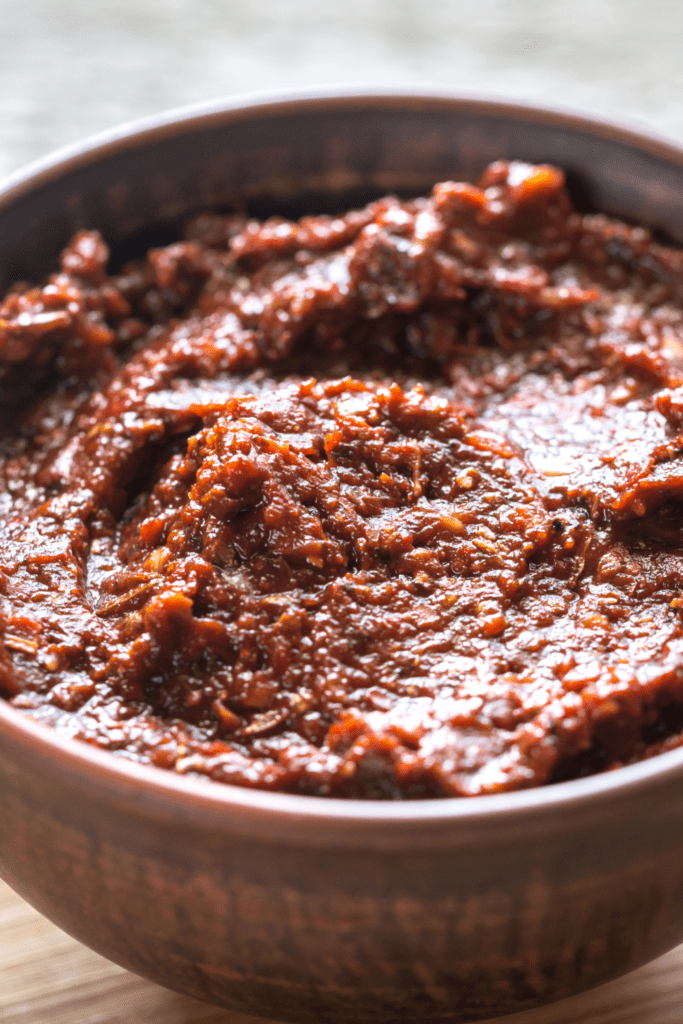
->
[3,161,683,798]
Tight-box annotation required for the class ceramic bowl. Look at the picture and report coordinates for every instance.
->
[3,92,683,1024]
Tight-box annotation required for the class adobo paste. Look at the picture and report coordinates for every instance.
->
[3,161,683,798]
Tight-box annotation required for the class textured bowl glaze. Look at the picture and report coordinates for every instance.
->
[3,92,683,1024]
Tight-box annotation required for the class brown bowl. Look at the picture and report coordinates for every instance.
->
[3,91,683,1024]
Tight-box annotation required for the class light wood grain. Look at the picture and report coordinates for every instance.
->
[2,877,683,1024]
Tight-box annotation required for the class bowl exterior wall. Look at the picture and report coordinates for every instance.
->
[3,717,683,1024]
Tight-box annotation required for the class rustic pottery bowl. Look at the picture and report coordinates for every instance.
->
[3,92,683,1024]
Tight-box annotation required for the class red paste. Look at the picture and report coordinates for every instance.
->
[3,161,683,798]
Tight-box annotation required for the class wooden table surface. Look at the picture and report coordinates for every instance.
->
[2,878,682,1024]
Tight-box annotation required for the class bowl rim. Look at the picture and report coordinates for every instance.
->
[4,86,683,843]
[3,84,683,208]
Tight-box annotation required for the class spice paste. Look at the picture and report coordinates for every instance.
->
[4,160,683,798]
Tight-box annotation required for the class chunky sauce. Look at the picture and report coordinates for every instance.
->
[4,161,683,798]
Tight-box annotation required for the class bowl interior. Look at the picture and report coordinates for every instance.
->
[2,91,683,292]
[4,91,683,832]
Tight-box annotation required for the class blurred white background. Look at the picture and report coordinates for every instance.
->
[1,0,682,178]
